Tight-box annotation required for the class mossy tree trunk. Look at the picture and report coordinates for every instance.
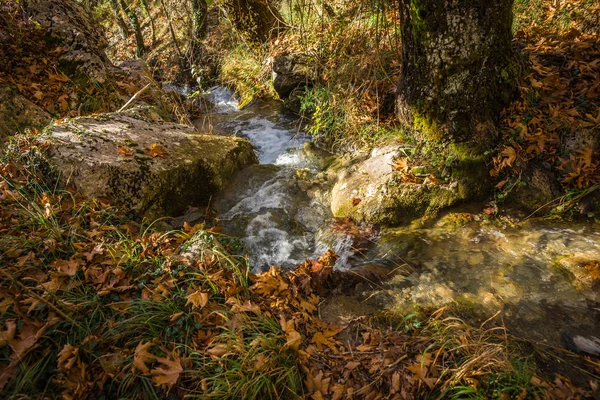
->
[109,0,129,39]
[188,0,208,63]
[222,0,286,47]
[396,0,515,155]
[119,0,146,58]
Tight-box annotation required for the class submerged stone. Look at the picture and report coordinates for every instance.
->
[45,107,257,219]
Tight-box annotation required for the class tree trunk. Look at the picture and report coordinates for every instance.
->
[188,0,208,63]
[396,0,515,154]
[109,0,129,39]
[139,0,156,46]
[119,0,145,58]
[159,0,183,59]
[222,0,286,47]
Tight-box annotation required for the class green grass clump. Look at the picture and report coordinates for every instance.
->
[219,44,275,108]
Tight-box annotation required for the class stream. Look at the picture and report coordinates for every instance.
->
[193,87,600,357]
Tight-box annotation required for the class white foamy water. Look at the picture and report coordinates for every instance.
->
[205,86,240,113]
[231,118,310,164]
[199,87,351,270]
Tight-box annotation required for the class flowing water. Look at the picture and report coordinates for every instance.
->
[195,87,355,269]
[194,87,600,354]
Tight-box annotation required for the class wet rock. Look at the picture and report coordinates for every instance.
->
[169,207,205,229]
[330,146,461,224]
[45,107,257,219]
[562,328,600,356]
[318,295,379,326]
[0,84,51,140]
[272,53,314,98]
[578,188,600,215]
[25,0,111,84]
[556,255,600,300]
[301,142,334,171]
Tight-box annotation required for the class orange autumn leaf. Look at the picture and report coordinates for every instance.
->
[391,158,408,172]
[118,146,134,156]
[312,330,341,352]
[147,143,168,158]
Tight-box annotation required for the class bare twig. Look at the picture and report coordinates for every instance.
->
[118,83,151,112]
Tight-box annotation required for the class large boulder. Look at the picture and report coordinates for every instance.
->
[507,161,563,212]
[272,53,314,98]
[0,84,51,140]
[330,147,461,224]
[45,108,258,219]
[24,0,111,84]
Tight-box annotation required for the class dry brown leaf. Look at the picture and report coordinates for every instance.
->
[281,317,301,352]
[207,343,228,359]
[391,158,408,172]
[151,356,183,391]
[227,298,261,314]
[57,344,79,371]
[9,324,39,361]
[133,341,156,375]
[0,320,16,347]
[52,258,80,276]
[186,290,210,310]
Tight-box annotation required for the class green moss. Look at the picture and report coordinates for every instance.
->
[427,187,460,210]
[412,110,443,141]
[408,0,445,45]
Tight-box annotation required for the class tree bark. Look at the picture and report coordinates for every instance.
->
[188,0,208,63]
[221,0,286,47]
[159,0,183,59]
[119,0,145,58]
[139,0,156,46]
[396,0,515,153]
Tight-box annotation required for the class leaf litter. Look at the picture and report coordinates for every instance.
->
[1,135,597,398]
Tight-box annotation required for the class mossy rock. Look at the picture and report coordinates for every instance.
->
[0,84,51,140]
[330,146,463,225]
[44,107,258,219]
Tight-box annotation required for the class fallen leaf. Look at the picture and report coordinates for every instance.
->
[133,341,156,374]
[147,143,168,158]
[118,146,134,156]
[151,356,183,391]
[57,344,79,371]
[483,206,497,215]
[495,180,507,189]
[0,320,16,347]
[186,291,210,310]
[207,343,228,359]
[281,317,301,351]
[52,258,80,276]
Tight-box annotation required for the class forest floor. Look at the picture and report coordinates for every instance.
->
[2,134,598,399]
